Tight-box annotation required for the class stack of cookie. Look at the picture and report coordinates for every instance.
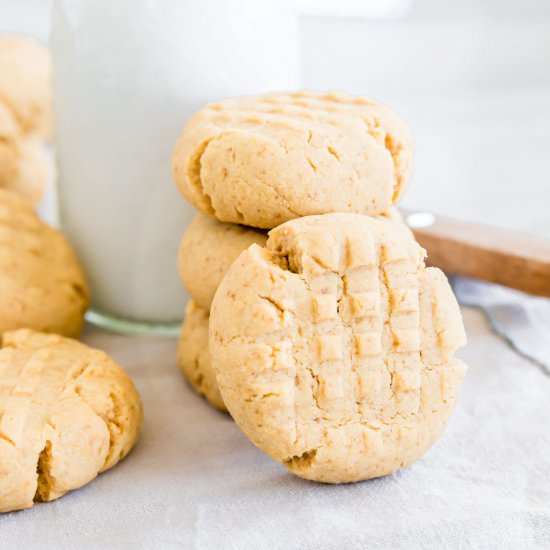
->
[177,215,267,410]
[173,91,467,483]
[0,36,53,205]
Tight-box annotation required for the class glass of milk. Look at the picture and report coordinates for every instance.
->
[50,0,301,334]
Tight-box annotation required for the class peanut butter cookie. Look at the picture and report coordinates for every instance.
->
[0,330,142,513]
[177,301,226,411]
[173,91,413,228]
[178,214,267,309]
[210,213,467,483]
[0,189,89,336]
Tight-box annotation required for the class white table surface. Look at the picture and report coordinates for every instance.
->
[1,307,549,550]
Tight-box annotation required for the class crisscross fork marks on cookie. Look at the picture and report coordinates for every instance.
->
[210,213,467,483]
[288,230,424,451]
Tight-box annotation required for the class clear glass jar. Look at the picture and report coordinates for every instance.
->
[50,0,301,334]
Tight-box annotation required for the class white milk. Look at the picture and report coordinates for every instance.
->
[50,0,301,327]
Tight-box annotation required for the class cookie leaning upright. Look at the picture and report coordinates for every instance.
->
[0,188,89,336]
[172,91,413,228]
[0,330,142,513]
[210,213,467,483]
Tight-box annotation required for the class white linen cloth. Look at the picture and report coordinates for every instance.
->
[455,278,550,373]
[1,306,549,549]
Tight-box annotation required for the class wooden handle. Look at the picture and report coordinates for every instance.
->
[402,210,550,297]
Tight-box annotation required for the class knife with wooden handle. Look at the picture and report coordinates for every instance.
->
[402,210,550,298]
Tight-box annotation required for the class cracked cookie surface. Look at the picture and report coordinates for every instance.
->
[0,329,142,513]
[177,301,226,412]
[210,213,467,483]
[178,214,267,309]
[173,91,413,228]
[178,210,405,310]
[0,188,89,337]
